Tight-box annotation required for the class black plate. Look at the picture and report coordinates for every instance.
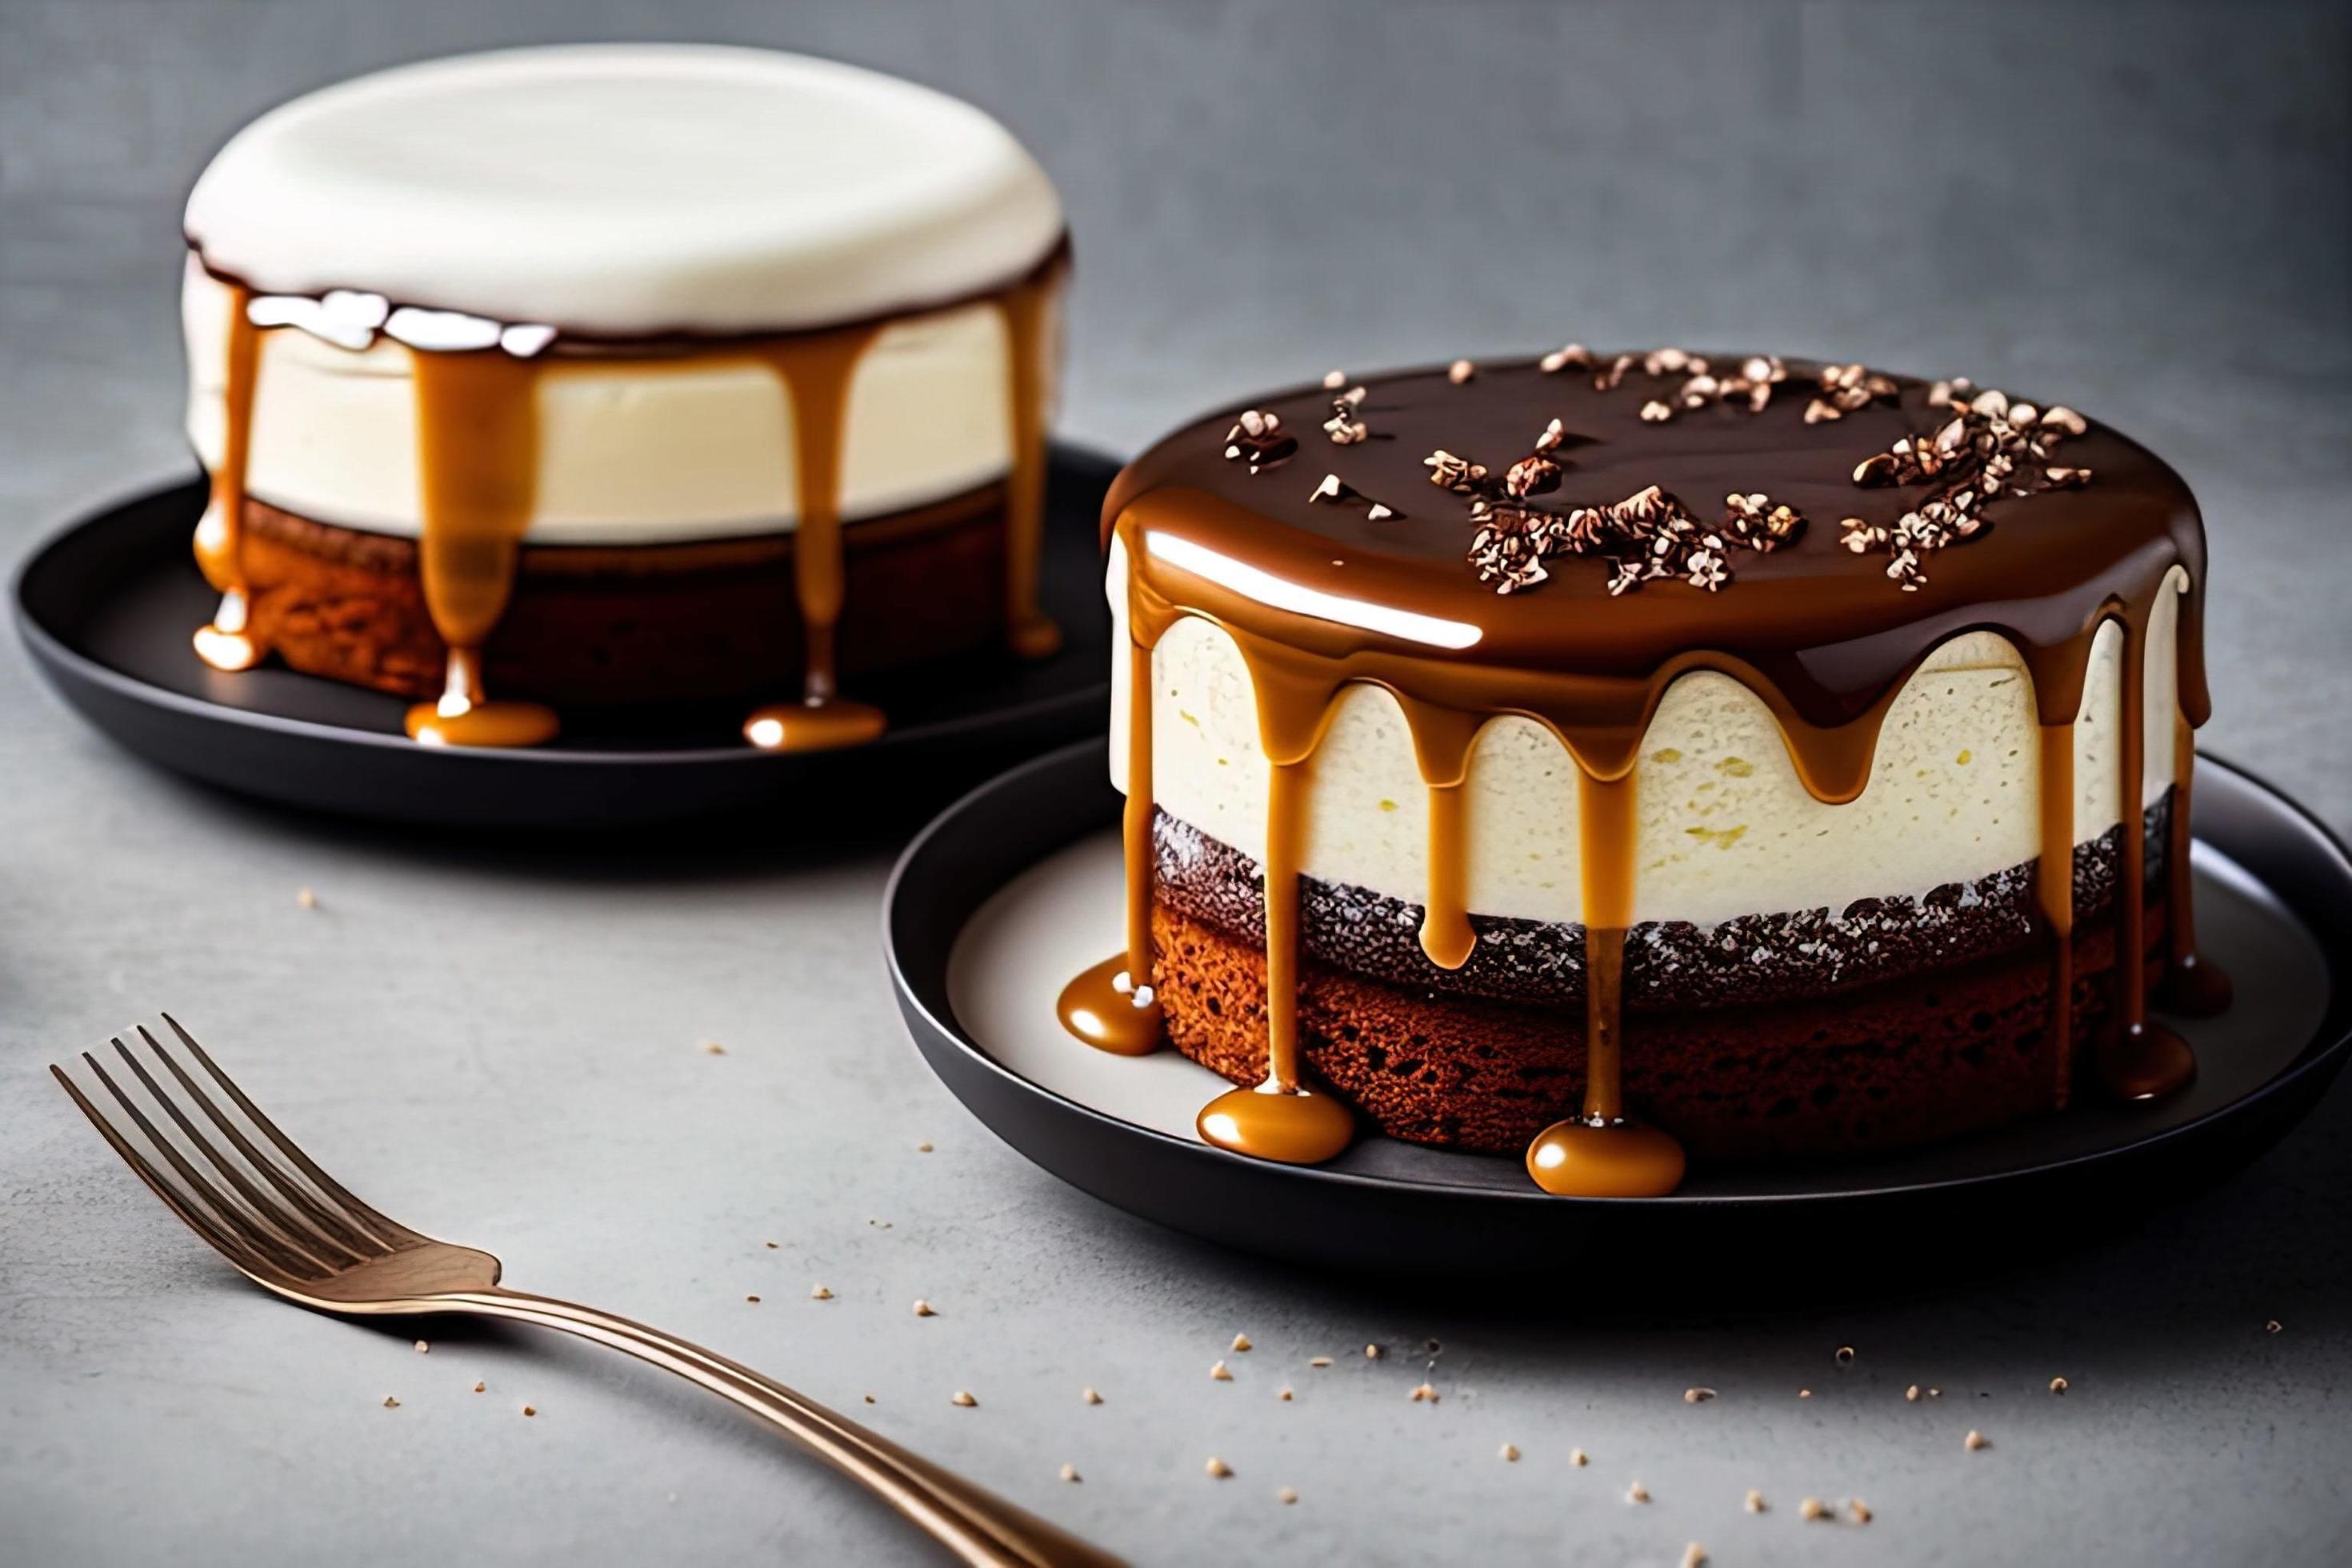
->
[886,739,2352,1282]
[12,446,1119,828]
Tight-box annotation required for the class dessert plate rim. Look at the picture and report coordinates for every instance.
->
[12,443,1120,826]
[884,738,2352,1270]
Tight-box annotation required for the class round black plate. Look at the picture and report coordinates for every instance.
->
[886,739,2352,1282]
[12,446,1119,828]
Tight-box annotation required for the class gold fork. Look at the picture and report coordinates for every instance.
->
[53,1016,1121,1568]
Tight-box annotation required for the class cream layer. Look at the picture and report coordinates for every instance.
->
[1107,534,2188,929]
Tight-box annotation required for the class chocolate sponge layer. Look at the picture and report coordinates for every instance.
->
[1151,796,2170,1012]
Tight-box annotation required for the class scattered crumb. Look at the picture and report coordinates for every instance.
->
[1798,1389,1812,1398]
[1800,1498,1829,1522]
[1409,1382,1439,1403]
[1849,1498,1873,1525]
[414,1340,430,1355]
[1966,1429,1988,1451]
[2266,1319,2283,1334]
[914,1300,937,1318]
[1744,1489,1766,1514]
[1210,1361,1232,1382]
[1448,358,1476,385]
[1682,1545,1707,1568]
[952,1391,977,1408]
[868,1219,892,1230]
[1278,1486,1298,1505]
[472,1382,485,1394]
[1231,1333,1253,1353]
[763,1241,778,1250]
[1930,1387,1942,1398]
[1205,1456,1231,1479]
[746,1295,761,1304]
[702,1041,726,1055]
[1060,1463,1079,1483]
[1499,1443,1520,1462]
[2050,1377,2069,1394]
[1570,1448,1589,1468]
[1906,1384,1921,1402]
[382,1396,399,1409]
[1082,1387,1102,1405]
[1684,1386,1715,1404]
[863,1394,874,1404]
[1309,1356,1333,1369]
[1626,1481,1650,1505]
[1278,1386,1294,1402]
[1835,1346,1856,1366]
[810,1285,833,1301]
[296,886,317,909]
[522,1405,536,1418]
[916,1142,933,1153]
[1366,1344,1382,1360]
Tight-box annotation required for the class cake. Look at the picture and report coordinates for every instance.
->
[179,46,1067,749]
[1059,347,2233,1195]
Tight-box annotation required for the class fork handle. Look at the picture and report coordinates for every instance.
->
[443,1288,1122,1568]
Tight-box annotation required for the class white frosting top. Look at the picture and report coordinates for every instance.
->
[183,44,1064,335]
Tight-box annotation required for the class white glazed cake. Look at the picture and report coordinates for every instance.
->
[178,45,1068,748]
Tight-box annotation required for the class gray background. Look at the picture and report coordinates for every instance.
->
[3,1,2348,1563]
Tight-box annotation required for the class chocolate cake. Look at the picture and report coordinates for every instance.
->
[1058,348,2233,1194]
[178,46,1068,748]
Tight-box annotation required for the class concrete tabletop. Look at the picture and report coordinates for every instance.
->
[3,3,2347,1563]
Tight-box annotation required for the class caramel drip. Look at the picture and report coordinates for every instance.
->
[2095,619,2196,1100]
[1523,769,1686,1197]
[402,346,561,747]
[740,324,888,752]
[1402,700,1482,970]
[2038,721,2078,1108]
[2158,713,2234,1014]
[1194,752,1354,1165]
[1056,634,1166,1056]
[192,284,264,672]
[998,267,1065,660]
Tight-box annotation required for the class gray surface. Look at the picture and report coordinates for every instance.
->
[2,1,2349,1563]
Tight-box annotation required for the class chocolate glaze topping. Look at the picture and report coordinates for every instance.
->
[1062,346,2226,1197]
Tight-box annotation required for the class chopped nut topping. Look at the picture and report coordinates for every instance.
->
[1366,502,1398,522]
[1278,1386,1294,1402]
[1626,1481,1650,1504]
[1965,1429,1988,1450]
[1060,1462,1080,1482]
[1640,399,1674,423]
[472,1381,485,1394]
[1308,472,1352,505]
[1504,454,1562,498]
[1205,1455,1232,1478]
[1448,358,1475,385]
[913,1299,936,1317]
[1800,1497,1829,1521]
[1850,1498,1873,1524]
[2050,1376,2068,1394]
[1408,1382,1439,1402]
[1278,1486,1298,1505]
[1906,1384,1922,1402]
[1539,343,1593,374]
[1744,1489,1766,1514]
[1210,1361,1232,1382]
[1082,1386,1102,1404]
[1803,397,1842,425]
[1223,407,1297,470]
[1322,370,1346,390]
[1500,1443,1520,1462]
[1424,449,1488,491]
[414,1340,430,1355]
[1570,1448,1589,1467]
[382,1395,399,1409]
[1684,1386,1716,1404]
[809,1284,833,1300]
[1231,1334,1253,1352]
[951,1390,977,1407]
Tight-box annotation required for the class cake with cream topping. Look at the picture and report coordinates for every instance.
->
[1059,347,2232,1195]
[180,45,1066,749]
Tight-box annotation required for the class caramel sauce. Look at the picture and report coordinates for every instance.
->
[191,282,264,671]
[192,255,1067,750]
[1197,1079,1356,1165]
[1062,354,2225,1193]
[2158,714,2234,1015]
[2038,721,2078,1106]
[1061,636,1168,1054]
[998,265,1066,661]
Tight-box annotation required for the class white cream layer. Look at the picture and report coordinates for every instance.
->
[183,261,1054,545]
[183,46,1064,335]
[1108,534,2189,929]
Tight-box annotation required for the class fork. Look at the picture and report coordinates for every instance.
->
[53,1016,1122,1568]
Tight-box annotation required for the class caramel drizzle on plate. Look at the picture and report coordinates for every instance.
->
[194,262,1066,750]
[1062,450,2230,1194]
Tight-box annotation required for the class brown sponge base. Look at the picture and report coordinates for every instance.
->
[1151,898,2166,1163]
[226,486,1010,705]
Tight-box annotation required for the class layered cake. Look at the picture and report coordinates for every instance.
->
[180,45,1067,748]
[1060,348,2232,1195]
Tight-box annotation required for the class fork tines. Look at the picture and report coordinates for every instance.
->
[51,1015,415,1286]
